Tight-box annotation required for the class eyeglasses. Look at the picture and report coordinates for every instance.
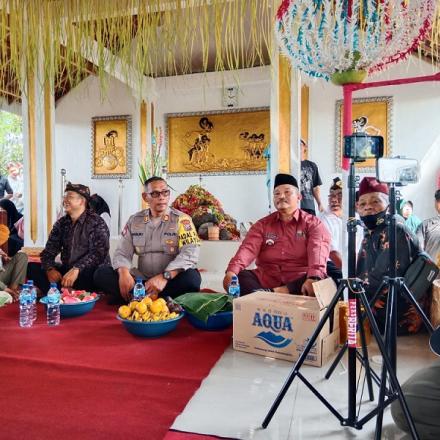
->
[147,189,170,198]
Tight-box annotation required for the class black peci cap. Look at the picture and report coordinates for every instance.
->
[274,173,298,189]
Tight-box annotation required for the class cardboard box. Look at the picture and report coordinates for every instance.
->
[233,278,340,367]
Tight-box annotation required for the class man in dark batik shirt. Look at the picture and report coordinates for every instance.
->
[28,183,110,294]
[356,177,425,335]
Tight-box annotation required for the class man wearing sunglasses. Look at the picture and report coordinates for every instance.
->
[94,176,201,303]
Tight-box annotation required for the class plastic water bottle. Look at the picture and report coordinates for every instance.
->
[133,278,146,301]
[28,280,38,322]
[19,284,33,328]
[228,275,240,299]
[47,283,61,326]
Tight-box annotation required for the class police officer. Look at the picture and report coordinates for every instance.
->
[94,176,201,303]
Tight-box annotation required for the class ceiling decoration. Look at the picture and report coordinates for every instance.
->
[0,0,272,102]
[275,0,437,83]
[1,1,440,103]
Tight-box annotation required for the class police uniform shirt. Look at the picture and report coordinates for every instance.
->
[113,207,200,278]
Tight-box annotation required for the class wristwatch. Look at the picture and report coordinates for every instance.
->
[163,271,172,280]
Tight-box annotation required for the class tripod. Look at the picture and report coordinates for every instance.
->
[261,160,434,439]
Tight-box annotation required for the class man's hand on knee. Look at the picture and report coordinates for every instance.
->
[47,268,62,284]
[118,268,135,302]
[145,274,167,297]
[223,271,236,292]
[301,278,316,297]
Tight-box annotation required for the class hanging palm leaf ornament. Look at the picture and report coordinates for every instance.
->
[275,0,436,84]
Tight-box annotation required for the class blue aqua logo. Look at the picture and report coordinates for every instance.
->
[252,312,293,348]
[255,331,292,348]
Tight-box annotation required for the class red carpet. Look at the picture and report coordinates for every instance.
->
[0,300,232,440]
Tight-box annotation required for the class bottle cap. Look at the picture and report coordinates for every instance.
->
[50,282,57,288]
[135,278,142,282]
[231,275,238,281]
[28,280,34,285]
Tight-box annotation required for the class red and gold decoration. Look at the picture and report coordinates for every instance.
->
[172,185,240,240]
[276,0,436,83]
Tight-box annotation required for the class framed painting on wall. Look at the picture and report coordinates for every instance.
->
[335,96,393,172]
[91,115,132,179]
[166,107,270,176]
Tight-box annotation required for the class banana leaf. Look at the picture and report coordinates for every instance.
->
[174,292,232,322]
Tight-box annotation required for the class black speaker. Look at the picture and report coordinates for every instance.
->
[405,252,440,301]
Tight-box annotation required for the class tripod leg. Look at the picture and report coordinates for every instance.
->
[359,289,420,440]
[325,342,347,380]
[356,298,374,401]
[402,283,435,333]
[375,282,396,439]
[261,283,344,429]
[368,279,387,309]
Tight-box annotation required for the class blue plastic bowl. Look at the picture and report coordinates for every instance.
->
[117,313,184,337]
[186,310,233,330]
[40,296,100,318]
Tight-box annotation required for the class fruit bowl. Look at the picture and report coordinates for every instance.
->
[186,310,233,330]
[117,313,184,337]
[40,295,100,318]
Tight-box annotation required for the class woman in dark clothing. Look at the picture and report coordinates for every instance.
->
[0,199,24,256]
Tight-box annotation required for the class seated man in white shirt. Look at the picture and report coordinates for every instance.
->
[320,178,343,271]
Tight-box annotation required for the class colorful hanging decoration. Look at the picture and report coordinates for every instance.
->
[0,0,272,98]
[276,0,436,82]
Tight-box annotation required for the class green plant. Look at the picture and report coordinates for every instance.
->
[138,127,166,185]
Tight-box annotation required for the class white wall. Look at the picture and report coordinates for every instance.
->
[54,57,440,238]
[304,58,440,219]
[155,67,271,224]
[55,75,141,236]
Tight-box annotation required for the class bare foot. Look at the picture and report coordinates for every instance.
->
[273,286,289,294]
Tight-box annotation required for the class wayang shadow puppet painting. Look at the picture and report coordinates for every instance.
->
[91,115,132,179]
[335,96,393,172]
[166,108,270,175]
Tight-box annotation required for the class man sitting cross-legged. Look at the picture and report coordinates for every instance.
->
[356,177,425,335]
[223,173,331,297]
[27,182,110,294]
[94,176,201,304]
[0,224,28,302]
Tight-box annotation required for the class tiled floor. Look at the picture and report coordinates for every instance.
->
[172,333,437,439]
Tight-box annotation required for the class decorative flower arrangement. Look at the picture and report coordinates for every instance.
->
[172,185,240,240]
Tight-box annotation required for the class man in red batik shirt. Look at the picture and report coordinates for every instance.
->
[223,173,331,296]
